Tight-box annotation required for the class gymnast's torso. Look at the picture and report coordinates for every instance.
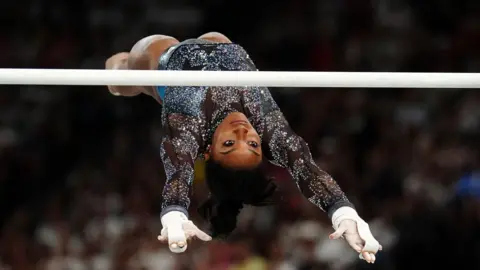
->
[157,39,352,216]
[157,39,280,153]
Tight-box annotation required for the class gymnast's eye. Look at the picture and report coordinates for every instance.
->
[248,141,259,148]
[223,140,235,147]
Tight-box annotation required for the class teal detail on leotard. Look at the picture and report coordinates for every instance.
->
[156,85,166,100]
[156,48,172,100]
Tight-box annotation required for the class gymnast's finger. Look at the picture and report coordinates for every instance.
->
[167,226,188,253]
[360,251,375,264]
[157,235,167,243]
[194,228,212,242]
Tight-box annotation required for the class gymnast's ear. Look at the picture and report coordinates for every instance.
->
[204,145,211,161]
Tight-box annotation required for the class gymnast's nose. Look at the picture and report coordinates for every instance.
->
[233,126,249,139]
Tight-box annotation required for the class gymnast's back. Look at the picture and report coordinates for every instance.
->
[158,38,260,116]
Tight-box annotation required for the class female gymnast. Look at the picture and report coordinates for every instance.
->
[105,32,381,263]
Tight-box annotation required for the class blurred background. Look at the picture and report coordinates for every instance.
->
[1,0,480,269]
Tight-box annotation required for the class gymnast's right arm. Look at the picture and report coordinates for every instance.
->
[159,113,200,216]
[105,35,179,100]
[157,113,212,252]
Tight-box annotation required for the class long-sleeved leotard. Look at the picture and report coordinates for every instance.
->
[159,40,353,218]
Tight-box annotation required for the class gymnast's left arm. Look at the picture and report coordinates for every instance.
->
[262,110,381,263]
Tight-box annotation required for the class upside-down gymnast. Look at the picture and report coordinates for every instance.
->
[105,32,381,263]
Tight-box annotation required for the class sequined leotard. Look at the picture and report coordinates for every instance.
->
[159,39,353,218]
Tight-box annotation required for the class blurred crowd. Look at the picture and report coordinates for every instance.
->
[1,0,480,269]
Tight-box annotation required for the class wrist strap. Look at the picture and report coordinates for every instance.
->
[331,206,359,230]
[161,211,188,228]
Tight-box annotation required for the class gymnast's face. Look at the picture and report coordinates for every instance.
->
[207,112,262,169]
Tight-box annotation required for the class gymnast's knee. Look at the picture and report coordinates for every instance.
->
[130,35,179,54]
[198,32,232,43]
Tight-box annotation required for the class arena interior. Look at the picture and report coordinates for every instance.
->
[0,0,479,269]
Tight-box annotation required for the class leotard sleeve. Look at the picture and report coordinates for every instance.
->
[160,113,202,217]
[261,109,354,217]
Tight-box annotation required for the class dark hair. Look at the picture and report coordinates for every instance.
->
[197,159,276,238]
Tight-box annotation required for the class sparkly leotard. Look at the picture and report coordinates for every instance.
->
[159,39,353,218]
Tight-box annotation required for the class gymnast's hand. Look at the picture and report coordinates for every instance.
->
[158,211,212,253]
[329,207,382,264]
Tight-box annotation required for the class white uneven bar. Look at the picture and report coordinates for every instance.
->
[0,69,479,88]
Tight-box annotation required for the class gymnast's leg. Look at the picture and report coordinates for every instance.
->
[105,35,179,99]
